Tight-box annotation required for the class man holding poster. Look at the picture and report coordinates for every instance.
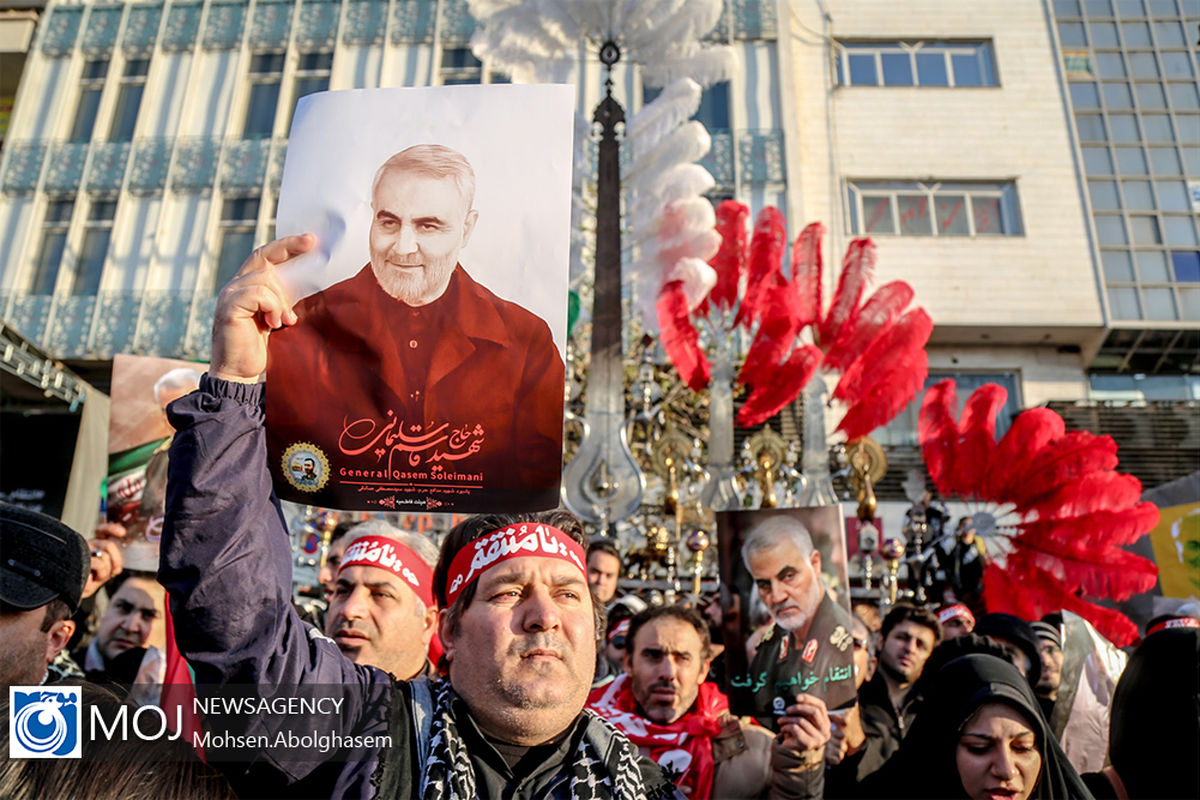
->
[265,86,571,514]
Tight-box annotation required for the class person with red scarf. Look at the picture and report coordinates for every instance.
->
[588,604,829,799]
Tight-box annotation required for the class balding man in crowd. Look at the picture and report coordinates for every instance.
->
[161,234,684,798]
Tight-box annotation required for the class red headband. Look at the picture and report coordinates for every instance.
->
[1147,616,1198,636]
[938,604,975,627]
[338,535,434,608]
[443,523,586,608]
[607,618,630,644]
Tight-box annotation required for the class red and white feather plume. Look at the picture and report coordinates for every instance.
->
[657,200,932,438]
[918,379,1160,646]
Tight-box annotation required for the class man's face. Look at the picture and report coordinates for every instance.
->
[626,616,710,725]
[1036,639,1063,694]
[0,606,73,687]
[96,578,164,664]
[325,566,436,680]
[587,551,621,604]
[369,170,477,306]
[319,537,349,595]
[851,620,875,690]
[943,616,974,639]
[879,620,936,684]
[746,539,824,635]
[303,459,315,477]
[441,556,596,746]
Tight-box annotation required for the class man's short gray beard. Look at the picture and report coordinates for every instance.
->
[371,262,427,305]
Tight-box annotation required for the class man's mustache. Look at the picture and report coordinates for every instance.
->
[511,635,568,658]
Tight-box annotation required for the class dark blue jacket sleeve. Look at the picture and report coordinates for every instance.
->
[160,374,392,791]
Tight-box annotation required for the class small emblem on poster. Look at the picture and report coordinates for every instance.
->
[282,443,330,492]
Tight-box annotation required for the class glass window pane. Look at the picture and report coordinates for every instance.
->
[897,195,933,234]
[31,232,67,294]
[1059,22,1087,46]
[299,51,333,70]
[1096,214,1129,244]
[1071,82,1101,108]
[1137,250,1170,280]
[1116,0,1145,15]
[108,84,143,142]
[1180,287,1200,320]
[1178,115,1199,142]
[1116,146,1149,172]
[1090,21,1120,46]
[862,196,894,233]
[1156,180,1189,210]
[1102,249,1135,279]
[215,230,257,290]
[82,59,109,80]
[1108,286,1142,318]
[1056,0,1083,13]
[848,53,878,86]
[1128,52,1159,77]
[70,89,102,143]
[1084,146,1115,173]
[972,196,1004,234]
[1104,82,1134,108]
[935,195,970,235]
[950,51,988,86]
[1150,146,1183,173]
[1142,288,1177,318]
[1085,0,1114,14]
[1143,114,1175,141]
[1169,82,1200,109]
[243,81,280,138]
[1172,250,1200,281]
[1136,83,1167,109]
[881,52,914,86]
[915,51,949,86]
[295,76,329,101]
[74,228,110,295]
[1161,52,1194,78]
[1131,215,1162,243]
[1185,146,1200,173]
[695,82,731,130]
[1091,179,1122,208]
[1095,52,1126,78]
[1109,114,1140,140]
[1164,216,1199,245]
[1153,21,1186,46]
[1146,0,1178,15]
[1121,21,1152,46]
[1076,113,1107,140]
[1124,179,1156,207]
[45,199,74,223]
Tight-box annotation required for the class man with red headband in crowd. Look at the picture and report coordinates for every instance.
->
[160,235,685,798]
[588,604,830,799]
[324,520,440,679]
[936,603,975,639]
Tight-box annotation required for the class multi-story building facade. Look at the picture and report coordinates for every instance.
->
[785,0,1197,521]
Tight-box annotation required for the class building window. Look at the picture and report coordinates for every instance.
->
[847,181,1023,237]
[836,41,997,87]
[440,47,481,84]
[30,199,74,294]
[243,53,284,138]
[69,59,109,143]
[213,196,260,292]
[72,199,116,296]
[642,81,731,131]
[876,371,1023,447]
[109,58,149,142]
[285,51,332,134]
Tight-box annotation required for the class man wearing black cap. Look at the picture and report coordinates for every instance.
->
[1031,616,1064,720]
[0,502,90,687]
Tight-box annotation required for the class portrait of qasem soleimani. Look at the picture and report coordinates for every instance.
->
[266,143,565,513]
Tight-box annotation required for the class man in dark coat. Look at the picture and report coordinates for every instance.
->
[266,144,564,512]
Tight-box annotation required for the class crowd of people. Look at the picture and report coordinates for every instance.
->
[2,231,1198,800]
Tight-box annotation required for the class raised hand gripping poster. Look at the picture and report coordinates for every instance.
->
[717,507,857,728]
[267,85,573,513]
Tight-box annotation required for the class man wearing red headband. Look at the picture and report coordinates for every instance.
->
[324,521,439,679]
[160,235,682,798]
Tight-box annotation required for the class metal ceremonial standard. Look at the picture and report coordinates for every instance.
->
[562,41,645,534]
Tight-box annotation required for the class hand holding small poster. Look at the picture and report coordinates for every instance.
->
[265,85,573,513]
[718,507,857,728]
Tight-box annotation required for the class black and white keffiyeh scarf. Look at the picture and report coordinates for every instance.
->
[419,679,649,800]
